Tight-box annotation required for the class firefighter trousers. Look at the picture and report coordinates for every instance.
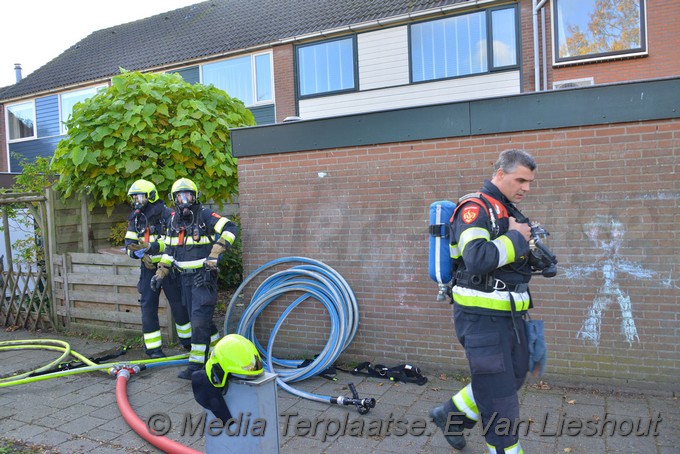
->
[180,267,220,366]
[138,266,191,351]
[447,305,529,453]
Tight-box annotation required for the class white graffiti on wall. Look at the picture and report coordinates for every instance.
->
[564,216,672,347]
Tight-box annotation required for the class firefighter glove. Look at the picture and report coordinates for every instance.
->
[141,254,155,270]
[128,240,150,252]
[150,264,170,292]
[206,238,227,270]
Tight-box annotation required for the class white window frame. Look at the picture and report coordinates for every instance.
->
[59,85,107,135]
[5,100,36,143]
[201,51,274,107]
[552,0,647,65]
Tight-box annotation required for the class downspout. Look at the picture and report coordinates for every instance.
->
[533,0,549,91]
[542,7,548,91]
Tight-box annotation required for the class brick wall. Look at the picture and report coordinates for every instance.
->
[235,119,680,390]
[273,44,297,122]
[521,1,680,91]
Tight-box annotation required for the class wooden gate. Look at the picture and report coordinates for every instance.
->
[0,192,54,330]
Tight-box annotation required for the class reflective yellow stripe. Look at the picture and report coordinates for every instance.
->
[190,344,207,363]
[452,383,479,421]
[125,231,138,240]
[166,236,212,246]
[452,286,530,312]
[450,243,462,260]
[143,331,162,349]
[214,217,228,232]
[174,259,205,269]
[221,230,236,245]
[492,235,515,267]
[487,442,523,454]
[176,322,192,339]
[458,227,490,254]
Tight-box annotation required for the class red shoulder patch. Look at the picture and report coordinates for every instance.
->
[211,212,221,219]
[461,205,480,224]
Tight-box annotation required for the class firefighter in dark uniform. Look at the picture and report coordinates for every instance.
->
[430,149,536,454]
[125,179,192,358]
[151,178,238,380]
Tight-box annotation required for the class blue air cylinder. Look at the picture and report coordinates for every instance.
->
[428,200,456,301]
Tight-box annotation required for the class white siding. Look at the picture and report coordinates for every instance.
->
[358,26,410,90]
[299,71,521,120]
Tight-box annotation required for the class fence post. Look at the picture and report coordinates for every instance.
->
[80,194,91,253]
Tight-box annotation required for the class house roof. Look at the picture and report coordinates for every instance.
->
[0,0,469,102]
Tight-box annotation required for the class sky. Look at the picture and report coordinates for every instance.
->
[0,0,202,88]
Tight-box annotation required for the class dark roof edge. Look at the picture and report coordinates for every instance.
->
[231,77,680,157]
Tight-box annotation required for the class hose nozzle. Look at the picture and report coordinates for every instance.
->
[332,382,377,414]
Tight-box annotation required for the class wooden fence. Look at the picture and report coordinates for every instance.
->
[51,252,176,341]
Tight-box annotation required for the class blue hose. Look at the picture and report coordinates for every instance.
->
[224,257,359,404]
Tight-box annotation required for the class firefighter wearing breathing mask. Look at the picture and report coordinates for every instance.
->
[125,179,192,358]
[152,178,238,380]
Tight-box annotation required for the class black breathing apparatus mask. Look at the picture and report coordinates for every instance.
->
[130,193,148,212]
[174,191,196,218]
[527,222,558,277]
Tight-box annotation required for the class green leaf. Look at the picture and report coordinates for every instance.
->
[125,160,141,174]
[71,147,86,166]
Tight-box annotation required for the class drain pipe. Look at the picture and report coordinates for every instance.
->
[533,0,550,91]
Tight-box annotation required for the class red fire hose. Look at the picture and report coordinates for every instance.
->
[114,367,202,454]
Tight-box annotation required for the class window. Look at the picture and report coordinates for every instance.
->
[554,0,646,63]
[6,101,35,141]
[60,86,105,134]
[297,37,356,97]
[202,52,273,106]
[410,7,518,83]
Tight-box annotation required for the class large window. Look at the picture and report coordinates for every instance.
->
[554,0,646,63]
[6,101,35,141]
[410,6,518,83]
[202,52,273,106]
[60,86,106,134]
[297,37,356,97]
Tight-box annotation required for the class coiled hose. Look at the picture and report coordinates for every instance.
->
[224,257,374,411]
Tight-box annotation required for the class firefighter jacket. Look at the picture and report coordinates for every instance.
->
[124,201,172,265]
[449,180,532,316]
[159,204,238,271]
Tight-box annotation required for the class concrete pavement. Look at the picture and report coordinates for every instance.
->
[0,328,677,453]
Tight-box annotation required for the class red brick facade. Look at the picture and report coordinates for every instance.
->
[236,118,680,390]
[520,1,680,92]
[272,44,297,123]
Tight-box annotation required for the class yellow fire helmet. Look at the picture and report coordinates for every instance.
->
[205,334,264,388]
[127,179,159,207]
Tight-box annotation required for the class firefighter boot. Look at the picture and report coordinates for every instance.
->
[178,363,202,380]
[429,404,466,450]
[146,348,166,359]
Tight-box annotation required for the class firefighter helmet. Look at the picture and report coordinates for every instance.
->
[171,178,198,207]
[127,179,159,208]
[205,334,264,387]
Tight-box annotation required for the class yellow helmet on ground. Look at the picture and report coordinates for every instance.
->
[205,334,264,388]
[127,179,159,208]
